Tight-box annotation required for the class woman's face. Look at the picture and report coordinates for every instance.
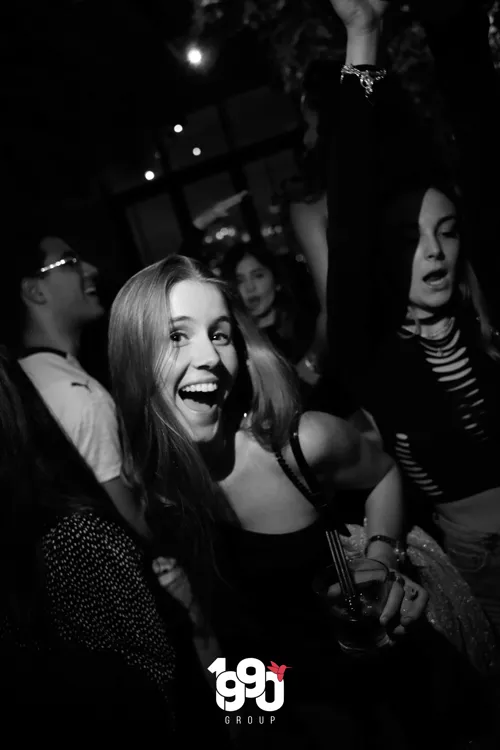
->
[408,188,460,316]
[161,280,239,444]
[235,254,277,320]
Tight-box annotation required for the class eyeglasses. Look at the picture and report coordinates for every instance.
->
[38,254,81,275]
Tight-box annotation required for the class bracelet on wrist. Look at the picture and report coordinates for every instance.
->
[365,534,406,565]
[340,64,387,98]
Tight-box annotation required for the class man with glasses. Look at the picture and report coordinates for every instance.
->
[13,232,147,537]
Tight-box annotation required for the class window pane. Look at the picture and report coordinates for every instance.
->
[126,194,181,265]
[227,87,298,148]
[185,173,247,268]
[101,145,164,195]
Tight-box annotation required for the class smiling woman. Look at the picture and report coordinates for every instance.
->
[163,280,239,444]
[107,251,496,747]
[108,255,298,617]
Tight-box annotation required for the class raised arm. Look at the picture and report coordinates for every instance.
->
[325,1,390,391]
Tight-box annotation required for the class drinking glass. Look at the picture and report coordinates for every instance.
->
[313,557,394,656]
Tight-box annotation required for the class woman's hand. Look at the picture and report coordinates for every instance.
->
[153,556,208,629]
[329,0,390,34]
[154,559,224,696]
[380,569,428,633]
[153,556,195,609]
[296,356,321,386]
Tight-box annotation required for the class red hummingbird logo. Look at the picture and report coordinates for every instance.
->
[267,661,291,682]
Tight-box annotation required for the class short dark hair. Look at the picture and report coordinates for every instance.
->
[0,224,68,349]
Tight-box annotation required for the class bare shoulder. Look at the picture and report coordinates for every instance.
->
[296,410,360,470]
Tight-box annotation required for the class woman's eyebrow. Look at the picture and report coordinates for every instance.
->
[211,315,232,326]
[171,315,231,325]
[435,214,457,228]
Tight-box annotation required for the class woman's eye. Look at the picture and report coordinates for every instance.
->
[212,331,231,344]
[440,229,458,239]
[170,331,187,344]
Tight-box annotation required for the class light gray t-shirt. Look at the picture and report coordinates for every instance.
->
[19,350,121,484]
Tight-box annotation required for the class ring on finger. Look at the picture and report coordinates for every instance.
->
[405,587,419,601]
[387,569,406,588]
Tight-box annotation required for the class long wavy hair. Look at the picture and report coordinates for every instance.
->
[108,256,299,606]
[380,180,500,363]
[0,347,118,631]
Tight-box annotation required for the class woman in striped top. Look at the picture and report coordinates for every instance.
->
[326,0,500,640]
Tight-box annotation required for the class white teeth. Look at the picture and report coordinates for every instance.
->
[181,383,218,393]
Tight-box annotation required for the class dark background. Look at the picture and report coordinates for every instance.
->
[1,0,303,284]
[2,1,500,300]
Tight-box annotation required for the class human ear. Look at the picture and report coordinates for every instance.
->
[21,277,46,306]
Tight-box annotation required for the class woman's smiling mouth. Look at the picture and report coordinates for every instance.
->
[178,381,219,413]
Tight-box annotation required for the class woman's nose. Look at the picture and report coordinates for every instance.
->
[424,235,444,260]
[193,335,220,368]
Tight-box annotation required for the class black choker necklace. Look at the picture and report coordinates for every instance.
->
[401,316,456,347]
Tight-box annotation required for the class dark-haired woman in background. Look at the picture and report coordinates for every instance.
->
[221,242,364,421]
[326,0,500,643]
[0,347,227,742]
[221,243,319,387]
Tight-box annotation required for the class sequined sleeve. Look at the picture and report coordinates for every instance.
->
[42,512,177,703]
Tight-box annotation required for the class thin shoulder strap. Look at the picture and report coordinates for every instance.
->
[289,412,322,496]
[274,413,348,534]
